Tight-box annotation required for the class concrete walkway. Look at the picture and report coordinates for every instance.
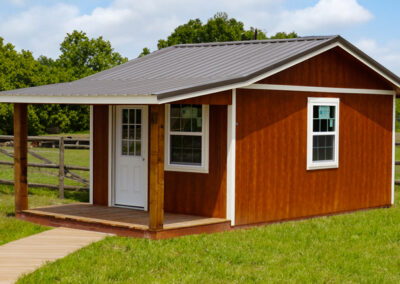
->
[0,227,109,284]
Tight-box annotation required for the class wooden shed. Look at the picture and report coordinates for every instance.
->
[1,35,399,238]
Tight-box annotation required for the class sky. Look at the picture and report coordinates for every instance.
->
[1,0,399,75]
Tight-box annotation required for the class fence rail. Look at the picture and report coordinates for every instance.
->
[0,135,90,197]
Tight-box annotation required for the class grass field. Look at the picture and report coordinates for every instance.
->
[0,146,89,187]
[15,188,400,283]
[0,185,87,246]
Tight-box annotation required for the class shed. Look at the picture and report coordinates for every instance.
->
[1,35,399,238]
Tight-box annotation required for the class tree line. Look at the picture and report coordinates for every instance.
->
[0,12,297,135]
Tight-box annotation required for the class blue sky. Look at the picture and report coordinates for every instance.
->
[1,0,399,75]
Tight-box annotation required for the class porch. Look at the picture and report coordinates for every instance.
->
[17,203,230,239]
[12,97,234,238]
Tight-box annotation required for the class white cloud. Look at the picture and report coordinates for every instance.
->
[10,0,25,6]
[356,38,400,76]
[0,0,380,61]
[271,0,373,34]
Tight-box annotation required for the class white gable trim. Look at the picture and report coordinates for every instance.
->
[242,84,395,95]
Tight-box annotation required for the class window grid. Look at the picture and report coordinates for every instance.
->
[121,109,142,156]
[168,104,203,166]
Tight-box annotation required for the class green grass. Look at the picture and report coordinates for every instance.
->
[0,185,87,246]
[16,188,400,283]
[0,146,89,187]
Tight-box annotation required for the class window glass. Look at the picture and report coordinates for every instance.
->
[168,104,203,167]
[170,104,202,133]
[121,108,142,156]
[170,135,202,165]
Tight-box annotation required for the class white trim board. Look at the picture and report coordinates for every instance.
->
[392,93,396,204]
[226,89,236,226]
[0,95,158,104]
[243,84,395,95]
[89,105,93,204]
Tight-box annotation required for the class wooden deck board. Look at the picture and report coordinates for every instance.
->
[21,203,231,238]
[0,227,107,284]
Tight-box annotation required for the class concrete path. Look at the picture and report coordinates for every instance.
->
[0,227,109,284]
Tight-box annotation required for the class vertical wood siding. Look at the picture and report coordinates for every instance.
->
[235,89,393,225]
[164,105,227,218]
[235,48,394,225]
[93,105,109,206]
[260,47,393,90]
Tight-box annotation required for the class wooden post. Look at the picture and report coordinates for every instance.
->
[149,105,165,230]
[59,137,64,199]
[14,103,28,213]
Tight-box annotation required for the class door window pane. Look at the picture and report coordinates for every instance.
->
[121,108,142,156]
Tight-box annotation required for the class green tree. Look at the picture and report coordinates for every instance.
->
[57,30,128,81]
[138,47,151,58]
[157,12,292,49]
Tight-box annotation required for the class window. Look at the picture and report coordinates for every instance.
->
[165,104,209,173]
[307,98,339,170]
[121,108,142,156]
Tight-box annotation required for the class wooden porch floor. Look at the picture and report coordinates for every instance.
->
[17,203,231,239]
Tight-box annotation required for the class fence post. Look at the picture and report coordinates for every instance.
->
[59,137,64,199]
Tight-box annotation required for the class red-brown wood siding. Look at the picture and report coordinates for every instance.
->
[164,105,227,218]
[93,105,109,206]
[260,47,393,90]
[235,89,393,225]
[172,90,232,105]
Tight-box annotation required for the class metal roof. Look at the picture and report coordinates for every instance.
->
[1,35,399,103]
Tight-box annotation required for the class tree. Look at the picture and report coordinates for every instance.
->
[138,47,151,58]
[157,12,295,49]
[57,30,128,81]
[0,32,128,135]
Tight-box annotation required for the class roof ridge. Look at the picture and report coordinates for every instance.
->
[173,35,339,48]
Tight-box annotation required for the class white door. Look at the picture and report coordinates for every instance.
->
[114,106,148,209]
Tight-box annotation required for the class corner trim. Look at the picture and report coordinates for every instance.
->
[226,89,236,226]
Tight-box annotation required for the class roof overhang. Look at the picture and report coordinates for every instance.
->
[1,36,399,105]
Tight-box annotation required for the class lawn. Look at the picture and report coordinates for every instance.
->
[0,146,89,187]
[0,185,87,246]
[13,188,400,283]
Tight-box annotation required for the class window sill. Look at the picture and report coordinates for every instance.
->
[164,164,209,174]
[307,162,338,171]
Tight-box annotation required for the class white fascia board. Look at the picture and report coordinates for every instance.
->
[0,95,158,104]
[243,84,395,95]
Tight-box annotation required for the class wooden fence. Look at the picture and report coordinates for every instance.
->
[0,135,90,198]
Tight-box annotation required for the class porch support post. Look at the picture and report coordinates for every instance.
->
[149,105,165,230]
[14,103,28,213]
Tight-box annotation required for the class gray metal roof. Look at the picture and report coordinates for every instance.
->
[1,35,399,102]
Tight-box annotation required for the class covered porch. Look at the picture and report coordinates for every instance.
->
[12,92,235,239]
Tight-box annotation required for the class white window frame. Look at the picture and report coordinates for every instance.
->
[164,104,209,173]
[307,97,340,170]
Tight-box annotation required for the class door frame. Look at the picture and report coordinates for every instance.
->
[109,105,149,210]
